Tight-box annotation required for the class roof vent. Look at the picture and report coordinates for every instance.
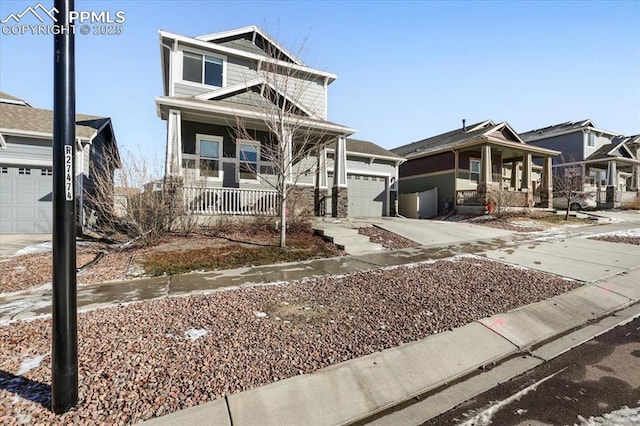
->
[462,119,466,132]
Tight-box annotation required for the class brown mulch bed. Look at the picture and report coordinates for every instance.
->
[588,235,640,246]
[358,226,419,249]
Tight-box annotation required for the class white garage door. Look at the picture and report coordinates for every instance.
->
[0,165,53,234]
[347,173,388,217]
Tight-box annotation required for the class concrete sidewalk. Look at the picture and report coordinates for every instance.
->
[142,271,640,426]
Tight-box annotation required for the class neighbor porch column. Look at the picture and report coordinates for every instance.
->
[540,157,553,209]
[606,160,618,205]
[510,162,518,189]
[332,136,348,217]
[633,164,640,192]
[165,109,182,177]
[521,153,533,207]
[480,145,492,185]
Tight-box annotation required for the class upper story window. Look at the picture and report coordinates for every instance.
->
[587,133,596,148]
[183,51,224,87]
[470,159,480,183]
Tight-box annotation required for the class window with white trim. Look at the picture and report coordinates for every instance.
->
[470,159,480,183]
[41,168,53,176]
[18,168,31,175]
[587,133,596,148]
[183,51,224,87]
[237,140,259,181]
[1,167,7,174]
[196,135,222,178]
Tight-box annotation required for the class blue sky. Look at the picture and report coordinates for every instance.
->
[1,0,639,159]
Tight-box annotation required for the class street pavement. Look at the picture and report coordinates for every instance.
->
[2,215,639,425]
[427,316,640,426]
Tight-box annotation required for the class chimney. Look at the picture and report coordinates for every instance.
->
[462,119,466,132]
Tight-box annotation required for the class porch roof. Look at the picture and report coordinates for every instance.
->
[155,96,356,136]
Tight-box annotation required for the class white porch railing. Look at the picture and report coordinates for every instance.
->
[184,186,279,216]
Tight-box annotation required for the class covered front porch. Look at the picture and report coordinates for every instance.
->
[581,158,640,208]
[157,97,356,218]
[455,142,559,213]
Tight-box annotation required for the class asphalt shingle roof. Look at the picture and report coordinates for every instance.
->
[586,144,615,161]
[390,121,496,157]
[0,98,109,140]
[520,119,593,140]
[346,138,402,159]
[0,91,25,102]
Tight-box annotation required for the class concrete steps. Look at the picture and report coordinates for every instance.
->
[312,221,383,255]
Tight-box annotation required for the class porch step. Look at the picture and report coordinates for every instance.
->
[313,221,384,255]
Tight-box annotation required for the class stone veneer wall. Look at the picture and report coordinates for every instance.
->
[332,186,348,218]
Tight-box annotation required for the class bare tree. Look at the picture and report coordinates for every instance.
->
[84,148,180,246]
[553,156,583,220]
[232,39,335,247]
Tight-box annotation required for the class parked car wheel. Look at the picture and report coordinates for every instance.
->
[569,202,582,211]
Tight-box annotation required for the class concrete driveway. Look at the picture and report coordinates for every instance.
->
[354,217,514,246]
[0,234,51,260]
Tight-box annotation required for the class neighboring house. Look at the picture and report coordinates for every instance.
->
[391,120,560,216]
[156,26,402,218]
[0,92,120,234]
[521,120,640,207]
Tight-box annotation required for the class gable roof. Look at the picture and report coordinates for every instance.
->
[521,119,620,141]
[345,139,403,160]
[0,100,106,140]
[195,26,304,66]
[391,120,498,157]
[587,141,636,161]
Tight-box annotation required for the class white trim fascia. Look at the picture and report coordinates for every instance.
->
[0,157,53,167]
[0,133,6,149]
[344,169,392,178]
[159,30,336,82]
[524,126,620,143]
[155,96,357,135]
[0,127,99,146]
[0,98,30,107]
[325,148,404,163]
[482,121,526,144]
[554,157,640,167]
[195,25,304,66]
[468,120,495,132]
[195,78,263,100]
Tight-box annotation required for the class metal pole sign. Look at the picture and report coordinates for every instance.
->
[52,0,78,414]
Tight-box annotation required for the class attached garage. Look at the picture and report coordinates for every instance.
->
[0,91,120,235]
[0,166,53,233]
[347,173,388,217]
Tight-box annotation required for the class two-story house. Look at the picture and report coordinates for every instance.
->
[155,26,402,218]
[521,120,640,208]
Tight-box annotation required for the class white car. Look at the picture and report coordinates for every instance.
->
[553,192,597,211]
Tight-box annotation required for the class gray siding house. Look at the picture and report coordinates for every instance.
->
[0,92,120,234]
[521,120,640,207]
[156,26,402,218]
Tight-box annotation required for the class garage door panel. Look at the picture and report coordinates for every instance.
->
[1,165,53,233]
[348,174,388,217]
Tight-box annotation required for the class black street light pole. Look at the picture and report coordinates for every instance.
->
[52,0,78,414]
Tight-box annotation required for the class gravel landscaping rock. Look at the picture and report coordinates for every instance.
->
[0,257,579,425]
[358,226,419,249]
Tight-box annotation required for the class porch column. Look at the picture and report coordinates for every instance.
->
[332,136,348,217]
[480,145,492,185]
[510,162,518,189]
[606,160,618,205]
[606,161,618,187]
[634,164,640,192]
[165,109,182,177]
[521,153,532,190]
[540,157,553,208]
[315,146,328,216]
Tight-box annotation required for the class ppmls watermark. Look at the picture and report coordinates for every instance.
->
[1,2,125,36]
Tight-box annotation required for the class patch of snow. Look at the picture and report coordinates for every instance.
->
[575,406,640,425]
[13,241,52,256]
[254,311,268,318]
[459,367,567,426]
[184,328,208,341]
[17,354,47,375]
[585,228,640,239]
